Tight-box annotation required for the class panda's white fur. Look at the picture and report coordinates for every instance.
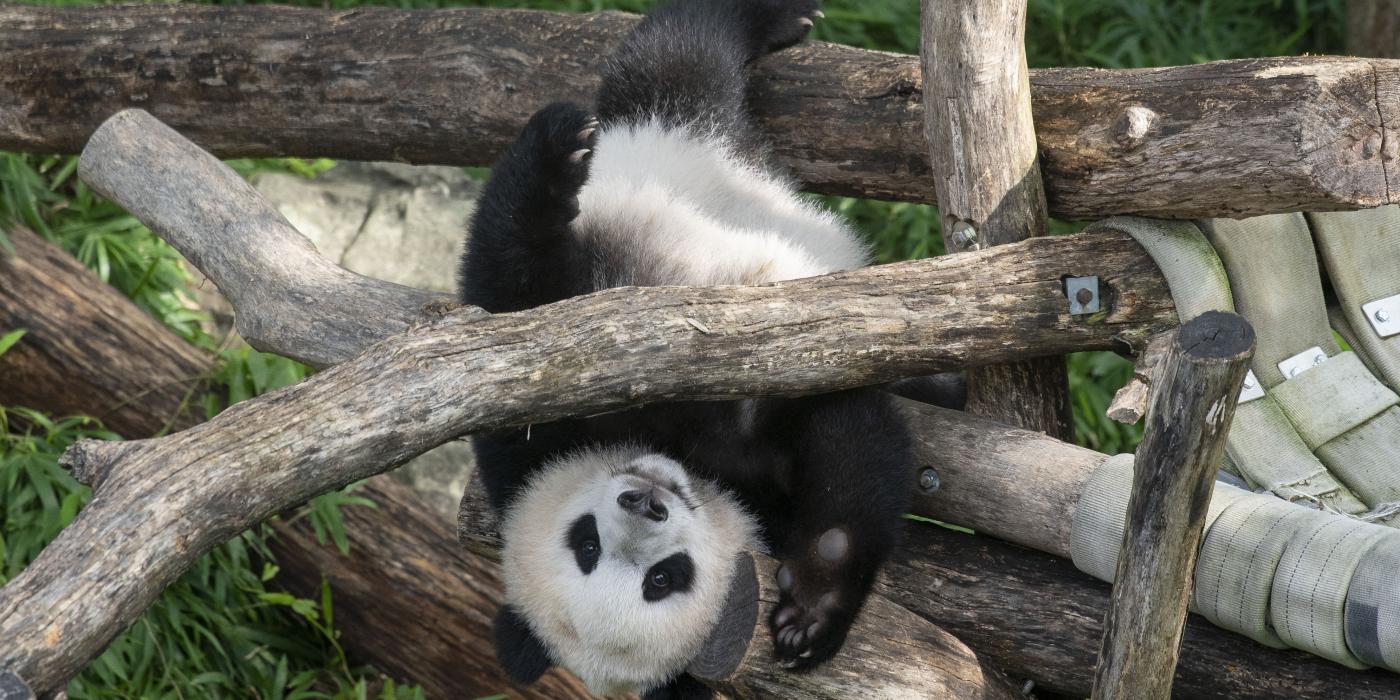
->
[501,445,761,695]
[573,119,869,288]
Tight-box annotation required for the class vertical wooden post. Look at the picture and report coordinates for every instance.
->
[1091,311,1255,700]
[919,0,1071,438]
[1348,0,1400,58]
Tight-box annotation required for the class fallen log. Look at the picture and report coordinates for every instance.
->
[0,225,587,698]
[2,6,1399,219]
[921,0,1070,437]
[1093,313,1254,699]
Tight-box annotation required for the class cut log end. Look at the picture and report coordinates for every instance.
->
[1176,310,1256,361]
[58,438,124,489]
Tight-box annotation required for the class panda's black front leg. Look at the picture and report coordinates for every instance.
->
[459,102,598,313]
[768,390,914,667]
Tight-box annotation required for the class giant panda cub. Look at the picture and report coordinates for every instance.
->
[459,0,919,697]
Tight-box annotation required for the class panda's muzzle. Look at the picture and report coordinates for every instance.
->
[617,489,668,522]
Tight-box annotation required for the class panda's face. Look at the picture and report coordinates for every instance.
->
[500,447,758,695]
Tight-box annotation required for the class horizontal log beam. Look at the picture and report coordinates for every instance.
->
[1,5,1397,219]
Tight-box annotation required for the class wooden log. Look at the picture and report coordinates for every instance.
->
[0,110,1176,693]
[1349,0,1400,58]
[920,0,1069,438]
[457,481,1020,700]
[1105,331,1175,425]
[0,227,213,434]
[0,224,584,697]
[1092,312,1256,700]
[883,522,1400,700]
[2,6,1400,219]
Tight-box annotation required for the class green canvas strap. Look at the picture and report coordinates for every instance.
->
[1308,208,1400,390]
[1070,453,1250,584]
[1198,214,1342,388]
[1103,215,1364,513]
[1271,516,1393,669]
[1345,532,1400,672]
[1194,494,1329,648]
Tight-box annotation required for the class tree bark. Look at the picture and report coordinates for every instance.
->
[920,0,1069,438]
[1092,312,1255,699]
[1349,0,1400,59]
[0,227,212,433]
[2,6,1399,219]
[0,225,588,698]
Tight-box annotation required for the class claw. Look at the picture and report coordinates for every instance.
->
[799,17,814,27]
[799,650,813,659]
[569,149,591,163]
[813,9,825,18]
[578,127,596,142]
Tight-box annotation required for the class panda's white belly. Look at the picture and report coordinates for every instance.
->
[572,119,870,287]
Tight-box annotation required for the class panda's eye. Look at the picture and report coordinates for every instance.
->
[566,514,601,575]
[643,552,694,602]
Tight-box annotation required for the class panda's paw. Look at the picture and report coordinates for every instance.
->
[519,102,599,215]
[768,527,864,668]
[749,0,824,56]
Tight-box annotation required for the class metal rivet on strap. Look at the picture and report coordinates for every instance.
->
[1362,294,1400,338]
[1066,276,1101,315]
[1279,346,1328,380]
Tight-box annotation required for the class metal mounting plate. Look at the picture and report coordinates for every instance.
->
[1362,295,1400,338]
[1066,276,1101,315]
[1278,346,1328,380]
[1238,370,1265,404]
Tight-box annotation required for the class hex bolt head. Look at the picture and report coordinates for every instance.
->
[1075,288,1095,305]
[1242,376,1255,390]
[949,221,977,250]
[1313,353,1326,366]
[918,467,940,493]
[1378,309,1393,324]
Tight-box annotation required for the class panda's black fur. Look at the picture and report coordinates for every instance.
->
[459,1,959,697]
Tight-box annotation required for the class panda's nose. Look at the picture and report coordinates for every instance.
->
[618,489,668,522]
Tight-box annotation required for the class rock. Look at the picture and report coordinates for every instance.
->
[251,161,483,521]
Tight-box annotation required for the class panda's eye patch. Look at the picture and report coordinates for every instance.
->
[566,514,601,575]
[643,552,694,602]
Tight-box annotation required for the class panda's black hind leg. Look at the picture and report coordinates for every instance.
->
[766,389,913,667]
[458,102,597,313]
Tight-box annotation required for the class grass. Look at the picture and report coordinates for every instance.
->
[0,0,1350,695]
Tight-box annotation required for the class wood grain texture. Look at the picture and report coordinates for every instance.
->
[2,6,1399,218]
[1092,312,1256,700]
[0,226,213,435]
[920,0,1070,438]
[0,225,583,697]
[1349,0,1400,58]
[884,523,1400,700]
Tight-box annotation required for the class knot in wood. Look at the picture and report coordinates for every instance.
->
[1111,105,1158,150]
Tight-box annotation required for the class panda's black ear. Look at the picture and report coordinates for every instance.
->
[493,605,554,685]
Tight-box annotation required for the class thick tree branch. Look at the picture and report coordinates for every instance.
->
[2,6,1399,219]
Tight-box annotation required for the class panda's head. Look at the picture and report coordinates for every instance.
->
[494,445,760,695]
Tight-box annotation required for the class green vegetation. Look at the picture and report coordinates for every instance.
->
[0,0,1349,696]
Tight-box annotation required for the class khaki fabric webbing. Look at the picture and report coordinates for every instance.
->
[1308,208,1400,390]
[1194,494,1323,648]
[1089,217,1232,320]
[1315,411,1400,508]
[1271,352,1399,450]
[1227,396,1367,514]
[1198,214,1342,388]
[1070,453,1250,584]
[1345,532,1400,672]
[1271,516,1392,668]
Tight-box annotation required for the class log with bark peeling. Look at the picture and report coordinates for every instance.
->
[2,5,1400,219]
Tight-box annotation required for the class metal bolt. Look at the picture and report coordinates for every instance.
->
[1242,376,1255,390]
[918,467,941,493]
[1075,288,1095,306]
[949,221,978,250]
[1377,309,1393,324]
[1313,353,1326,366]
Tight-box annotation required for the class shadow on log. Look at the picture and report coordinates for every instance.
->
[2,6,1399,218]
